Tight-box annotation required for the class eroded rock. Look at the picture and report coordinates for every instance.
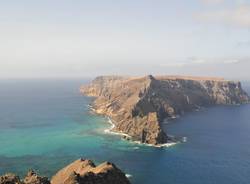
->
[23,170,50,184]
[0,159,130,184]
[81,75,250,145]
[51,159,130,184]
[0,173,22,184]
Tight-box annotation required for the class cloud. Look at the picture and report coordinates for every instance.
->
[159,62,186,67]
[237,40,250,47]
[161,57,246,68]
[188,57,208,64]
[159,58,210,68]
[157,57,250,80]
[223,59,240,63]
[200,0,224,5]
[196,4,250,28]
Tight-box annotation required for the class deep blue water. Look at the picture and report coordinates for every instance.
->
[0,79,250,184]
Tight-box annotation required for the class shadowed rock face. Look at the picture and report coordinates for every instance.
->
[0,159,130,184]
[80,75,250,145]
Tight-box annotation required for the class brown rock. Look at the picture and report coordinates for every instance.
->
[51,159,130,184]
[23,170,50,184]
[0,159,130,184]
[0,173,22,184]
[81,75,250,145]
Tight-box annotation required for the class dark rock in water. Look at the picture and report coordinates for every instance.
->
[0,173,22,184]
[122,136,131,141]
[23,170,50,184]
[51,159,130,184]
[0,159,130,184]
[80,75,250,145]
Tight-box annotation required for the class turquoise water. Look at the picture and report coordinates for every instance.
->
[0,79,250,184]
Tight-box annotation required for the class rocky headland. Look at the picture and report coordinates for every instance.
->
[80,75,250,145]
[0,159,130,184]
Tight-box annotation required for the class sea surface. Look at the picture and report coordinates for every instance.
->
[0,79,250,184]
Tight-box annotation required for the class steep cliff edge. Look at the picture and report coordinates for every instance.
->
[80,75,250,145]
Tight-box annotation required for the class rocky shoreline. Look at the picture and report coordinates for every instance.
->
[81,75,250,145]
[88,103,178,148]
[0,159,130,184]
[102,112,178,148]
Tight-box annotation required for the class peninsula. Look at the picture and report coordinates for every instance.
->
[81,75,250,145]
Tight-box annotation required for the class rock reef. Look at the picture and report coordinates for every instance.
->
[81,75,250,145]
[0,159,130,184]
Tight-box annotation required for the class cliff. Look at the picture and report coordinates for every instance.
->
[80,75,250,145]
[0,159,130,184]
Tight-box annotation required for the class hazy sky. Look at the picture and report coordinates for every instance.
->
[0,0,250,79]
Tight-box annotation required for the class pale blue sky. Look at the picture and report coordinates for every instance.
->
[0,0,249,79]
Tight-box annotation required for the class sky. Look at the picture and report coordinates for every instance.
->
[0,0,250,79]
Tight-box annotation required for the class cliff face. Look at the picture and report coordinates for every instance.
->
[0,159,130,184]
[81,75,250,145]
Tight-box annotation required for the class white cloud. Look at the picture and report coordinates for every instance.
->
[159,62,187,67]
[237,40,250,47]
[223,59,240,63]
[160,57,246,68]
[200,0,224,5]
[157,57,250,80]
[196,4,250,28]
[188,57,208,64]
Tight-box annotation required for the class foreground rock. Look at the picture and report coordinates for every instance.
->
[0,159,130,184]
[0,171,50,184]
[0,173,22,184]
[24,170,50,184]
[51,159,130,184]
[81,75,250,145]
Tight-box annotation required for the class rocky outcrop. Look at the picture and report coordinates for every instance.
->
[80,75,250,145]
[0,159,130,184]
[51,159,130,184]
[0,173,22,184]
[23,170,50,184]
[0,171,50,184]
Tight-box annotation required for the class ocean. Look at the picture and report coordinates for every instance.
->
[0,79,250,184]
